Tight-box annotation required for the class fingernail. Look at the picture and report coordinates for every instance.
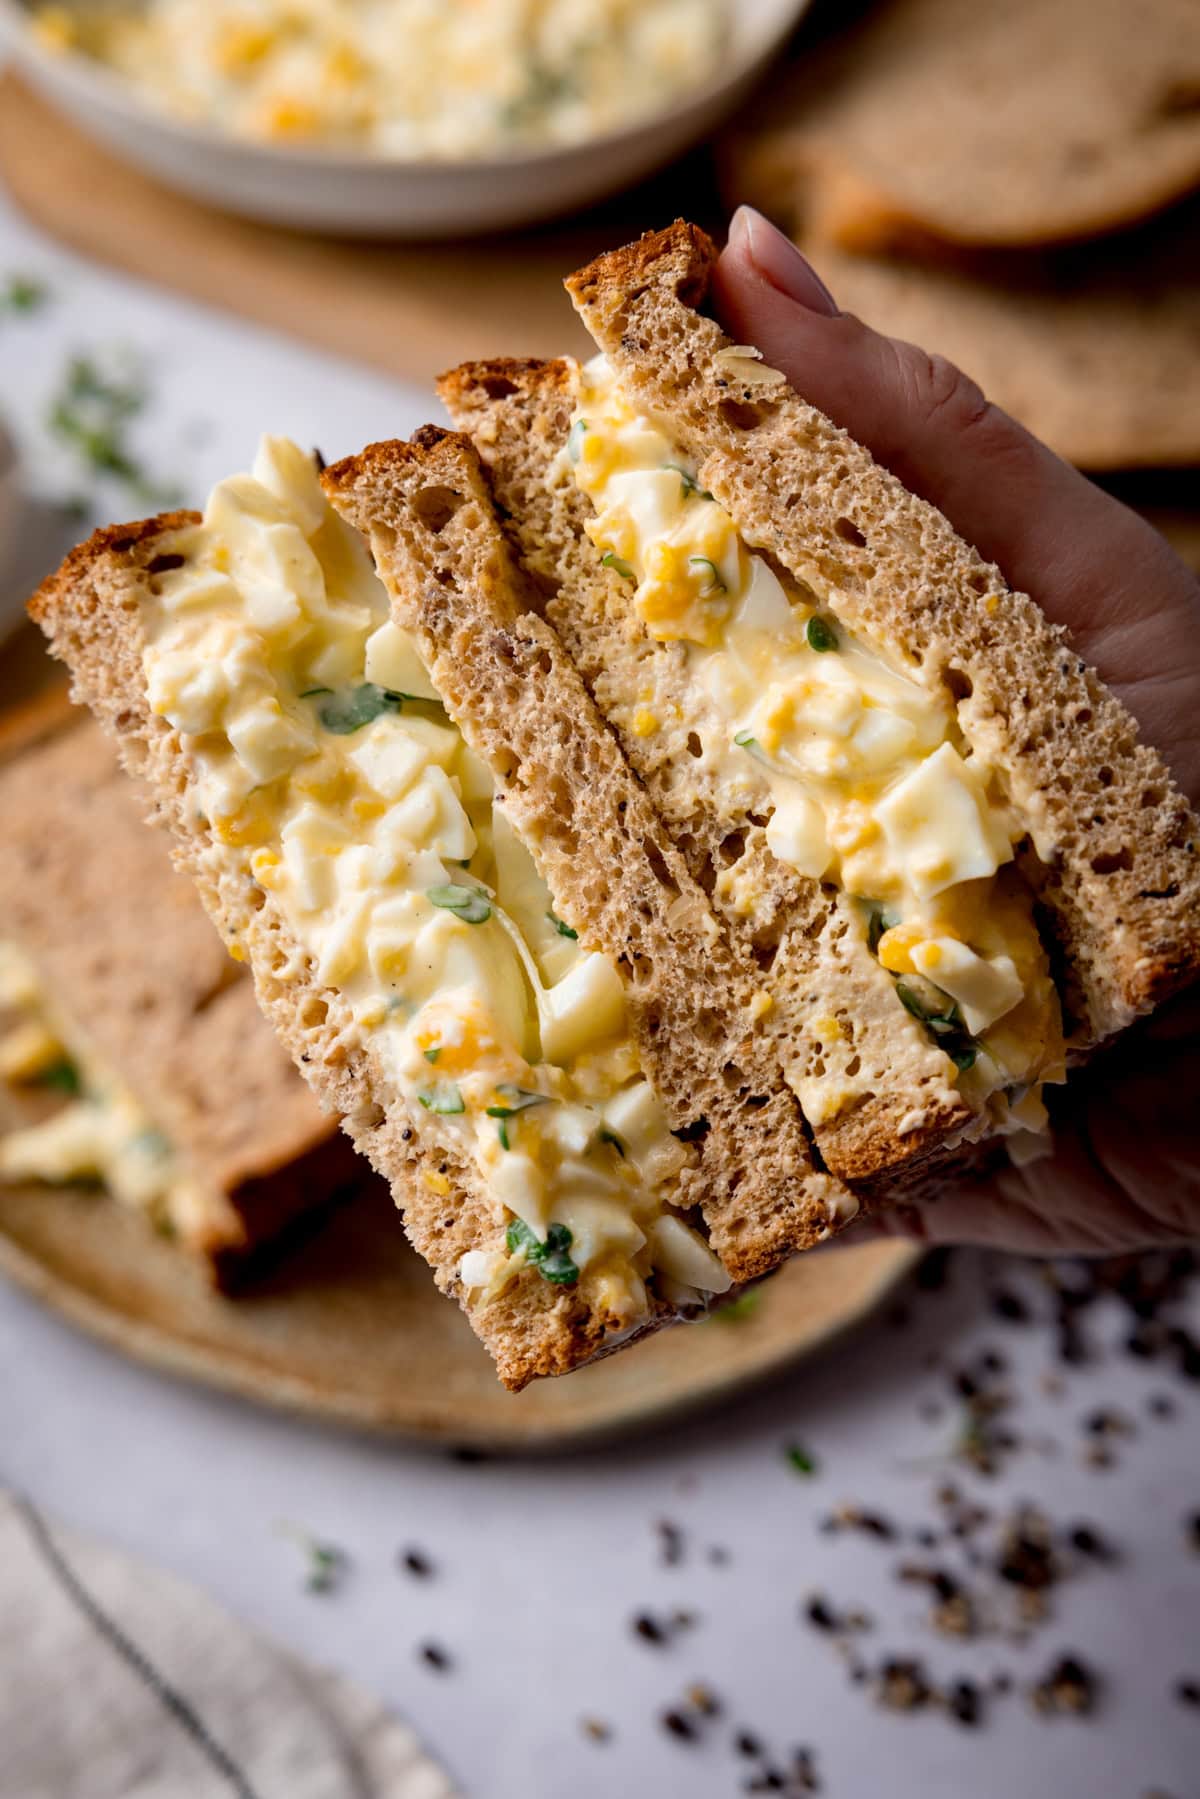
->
[730,205,838,317]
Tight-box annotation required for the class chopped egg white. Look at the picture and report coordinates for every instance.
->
[569,354,1064,1126]
[138,436,726,1329]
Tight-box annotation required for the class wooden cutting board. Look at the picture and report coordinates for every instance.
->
[0,73,722,387]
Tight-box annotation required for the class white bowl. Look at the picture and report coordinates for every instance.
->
[0,0,810,237]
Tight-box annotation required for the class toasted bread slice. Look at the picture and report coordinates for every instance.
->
[442,222,1200,1186]
[0,714,356,1286]
[30,440,845,1387]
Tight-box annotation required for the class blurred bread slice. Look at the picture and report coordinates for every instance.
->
[725,0,1200,254]
[774,201,1200,469]
[0,714,357,1286]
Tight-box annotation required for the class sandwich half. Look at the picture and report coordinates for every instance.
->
[441,222,1200,1190]
[30,436,847,1388]
[0,713,358,1286]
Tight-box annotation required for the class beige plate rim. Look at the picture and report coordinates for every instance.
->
[0,1204,919,1452]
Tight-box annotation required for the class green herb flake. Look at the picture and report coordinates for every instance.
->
[663,463,713,501]
[418,1083,465,1115]
[505,1216,580,1286]
[2,274,49,315]
[711,1286,762,1324]
[423,1047,442,1064]
[733,730,758,750]
[546,909,578,940]
[299,686,332,699]
[487,1085,548,1116]
[38,1058,81,1095]
[689,556,727,594]
[48,353,177,507]
[316,683,406,735]
[950,1044,978,1073]
[785,1442,818,1476]
[567,418,588,463]
[601,552,637,583]
[133,1128,171,1158]
[495,1117,511,1151]
[806,615,839,654]
[427,882,492,925]
[305,1542,346,1594]
[864,903,898,956]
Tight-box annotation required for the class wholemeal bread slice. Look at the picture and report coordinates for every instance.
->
[29,444,846,1387]
[444,222,1200,1188]
[0,713,357,1286]
[723,0,1200,256]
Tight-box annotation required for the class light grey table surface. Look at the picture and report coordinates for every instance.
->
[1,181,1198,1799]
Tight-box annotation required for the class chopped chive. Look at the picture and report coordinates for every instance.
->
[38,1059,81,1095]
[427,883,491,924]
[496,1117,511,1150]
[864,904,898,956]
[490,1085,548,1114]
[418,1083,465,1115]
[950,1045,978,1072]
[505,1216,579,1285]
[567,418,588,462]
[711,1286,762,1324]
[689,556,727,594]
[546,909,578,940]
[733,730,757,749]
[316,683,407,734]
[423,1047,442,1064]
[663,463,713,501]
[3,275,49,314]
[601,552,637,582]
[785,1442,818,1475]
[806,615,839,654]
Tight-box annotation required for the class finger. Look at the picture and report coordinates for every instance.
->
[711,207,1200,803]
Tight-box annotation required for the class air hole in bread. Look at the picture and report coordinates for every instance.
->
[944,666,974,702]
[835,516,867,548]
[967,571,989,595]
[718,397,776,433]
[147,553,185,576]
[1140,882,1180,900]
[413,484,463,533]
[643,839,680,897]
[480,373,518,399]
[751,939,779,974]
[1141,787,1165,807]
[686,732,702,758]
[745,1094,769,1110]
[300,996,329,1027]
[1098,766,1114,788]
[718,830,745,867]
[845,1054,861,1078]
[1073,706,1093,726]
[1091,848,1134,875]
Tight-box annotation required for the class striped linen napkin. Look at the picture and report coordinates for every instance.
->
[0,1491,456,1799]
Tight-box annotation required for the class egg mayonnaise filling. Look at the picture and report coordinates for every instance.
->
[567,355,1064,1146]
[137,437,730,1324]
[0,942,190,1228]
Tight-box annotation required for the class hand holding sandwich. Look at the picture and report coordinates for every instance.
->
[715,207,1200,1255]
